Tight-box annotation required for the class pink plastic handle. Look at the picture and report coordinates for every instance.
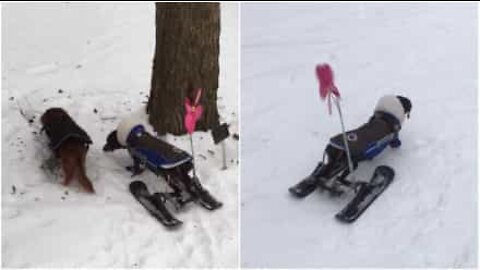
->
[316,64,340,99]
[315,63,340,114]
[184,88,204,134]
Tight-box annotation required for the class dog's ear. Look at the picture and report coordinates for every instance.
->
[103,130,124,152]
[396,96,412,118]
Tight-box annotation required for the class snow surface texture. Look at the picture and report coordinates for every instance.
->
[2,3,238,268]
[241,3,477,268]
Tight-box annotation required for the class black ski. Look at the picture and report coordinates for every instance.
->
[189,176,223,210]
[335,165,395,223]
[289,161,347,198]
[196,189,223,210]
[129,181,182,228]
[161,174,223,211]
[289,175,318,198]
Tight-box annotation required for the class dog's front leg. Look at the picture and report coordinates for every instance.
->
[61,156,75,186]
[126,156,145,177]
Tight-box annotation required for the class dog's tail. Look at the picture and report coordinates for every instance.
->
[76,149,95,193]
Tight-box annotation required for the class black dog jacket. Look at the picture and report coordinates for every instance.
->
[42,109,92,151]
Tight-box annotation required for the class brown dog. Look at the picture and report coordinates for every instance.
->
[40,108,95,193]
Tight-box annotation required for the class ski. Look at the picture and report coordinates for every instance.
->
[129,181,182,228]
[289,175,318,198]
[289,161,348,198]
[195,189,223,210]
[188,177,223,210]
[335,165,395,223]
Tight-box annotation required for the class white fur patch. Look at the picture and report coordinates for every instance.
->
[374,95,406,124]
[116,106,148,146]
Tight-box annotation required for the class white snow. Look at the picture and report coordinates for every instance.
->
[2,2,238,268]
[241,2,477,268]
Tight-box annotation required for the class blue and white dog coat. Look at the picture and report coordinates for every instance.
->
[115,113,192,173]
[328,95,406,163]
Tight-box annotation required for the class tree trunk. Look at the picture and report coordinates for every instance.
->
[147,2,220,135]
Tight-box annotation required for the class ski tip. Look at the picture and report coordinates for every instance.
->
[376,165,395,179]
[129,180,148,196]
[164,220,183,229]
[288,177,318,198]
[288,187,301,197]
[129,180,147,190]
[288,187,310,198]
[203,201,223,211]
[334,213,357,224]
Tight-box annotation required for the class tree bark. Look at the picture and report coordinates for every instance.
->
[147,2,220,135]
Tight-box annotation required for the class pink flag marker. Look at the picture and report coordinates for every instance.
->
[184,88,204,134]
[184,87,204,178]
[315,63,354,174]
[316,64,340,115]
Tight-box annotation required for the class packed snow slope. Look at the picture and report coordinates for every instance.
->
[241,3,477,268]
[2,3,238,268]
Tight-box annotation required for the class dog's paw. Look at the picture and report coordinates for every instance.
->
[130,171,145,177]
[126,166,145,177]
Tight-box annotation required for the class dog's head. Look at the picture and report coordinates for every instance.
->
[40,107,69,126]
[374,95,412,126]
[103,130,125,152]
[396,95,412,119]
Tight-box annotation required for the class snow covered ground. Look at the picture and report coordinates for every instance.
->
[241,3,477,268]
[2,2,238,268]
